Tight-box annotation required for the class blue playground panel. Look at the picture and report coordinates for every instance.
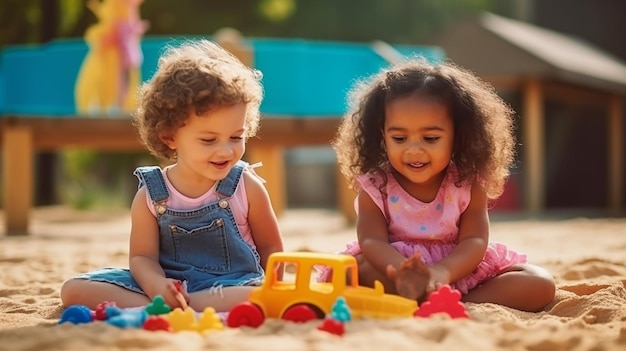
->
[0,37,444,118]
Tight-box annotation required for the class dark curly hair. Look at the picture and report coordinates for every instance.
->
[133,39,263,160]
[333,58,515,199]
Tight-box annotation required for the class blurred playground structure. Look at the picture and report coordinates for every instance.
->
[74,0,148,115]
[435,13,625,219]
[0,22,443,235]
[1,10,625,236]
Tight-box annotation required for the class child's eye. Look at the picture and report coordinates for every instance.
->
[230,136,244,142]
[424,136,440,143]
[391,136,407,143]
[200,138,216,144]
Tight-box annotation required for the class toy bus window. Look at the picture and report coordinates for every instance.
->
[273,260,296,288]
[309,263,334,294]
[346,264,359,287]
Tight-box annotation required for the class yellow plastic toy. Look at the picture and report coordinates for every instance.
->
[166,307,224,333]
[227,252,419,328]
[196,307,225,333]
[74,0,148,115]
[166,308,196,332]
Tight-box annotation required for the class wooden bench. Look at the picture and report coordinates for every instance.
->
[0,115,357,235]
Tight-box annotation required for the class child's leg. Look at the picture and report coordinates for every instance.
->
[61,278,150,309]
[188,286,256,312]
[462,264,556,312]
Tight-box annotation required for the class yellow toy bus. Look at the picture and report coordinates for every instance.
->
[227,252,418,327]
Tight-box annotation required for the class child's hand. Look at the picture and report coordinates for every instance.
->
[386,252,431,301]
[151,278,189,309]
[426,264,451,293]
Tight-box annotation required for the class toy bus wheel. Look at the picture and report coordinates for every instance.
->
[227,301,265,328]
[282,304,318,323]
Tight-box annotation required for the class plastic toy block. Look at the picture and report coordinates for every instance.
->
[317,317,345,336]
[166,308,198,332]
[196,307,224,332]
[59,305,94,325]
[93,301,116,321]
[413,284,469,319]
[143,315,172,332]
[145,295,171,315]
[330,296,352,322]
[106,309,148,328]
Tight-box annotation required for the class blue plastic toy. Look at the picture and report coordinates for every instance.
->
[59,305,93,325]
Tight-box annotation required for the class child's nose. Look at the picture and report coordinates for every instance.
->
[216,142,234,156]
[407,141,425,154]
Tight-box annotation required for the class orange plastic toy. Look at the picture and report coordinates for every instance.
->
[227,252,418,328]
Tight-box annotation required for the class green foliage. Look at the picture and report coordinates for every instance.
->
[59,0,86,35]
[259,0,295,22]
[60,150,155,210]
[0,0,42,47]
[1,0,517,47]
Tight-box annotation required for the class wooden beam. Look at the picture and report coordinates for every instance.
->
[542,81,610,107]
[244,144,286,216]
[2,125,33,235]
[0,115,343,235]
[250,118,340,147]
[522,79,545,215]
[336,166,357,224]
[608,95,624,215]
[482,75,523,91]
[0,117,145,151]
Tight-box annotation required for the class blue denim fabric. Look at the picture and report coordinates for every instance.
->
[73,160,264,295]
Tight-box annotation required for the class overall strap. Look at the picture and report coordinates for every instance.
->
[133,166,170,203]
[215,160,248,197]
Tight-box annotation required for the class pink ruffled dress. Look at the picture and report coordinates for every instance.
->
[323,164,526,294]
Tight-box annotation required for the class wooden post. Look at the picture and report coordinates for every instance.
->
[607,95,624,215]
[522,79,545,215]
[2,125,33,235]
[214,27,254,67]
[245,144,286,216]
[336,166,357,224]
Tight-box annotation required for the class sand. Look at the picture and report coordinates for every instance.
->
[1,206,626,350]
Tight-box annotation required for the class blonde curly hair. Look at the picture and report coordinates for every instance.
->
[133,39,263,161]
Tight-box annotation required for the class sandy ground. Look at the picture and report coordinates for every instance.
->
[1,206,626,350]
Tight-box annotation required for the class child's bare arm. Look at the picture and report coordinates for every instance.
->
[432,183,489,285]
[244,171,284,271]
[127,188,180,306]
[356,190,406,276]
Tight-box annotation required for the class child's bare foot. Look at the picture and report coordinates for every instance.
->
[386,253,431,300]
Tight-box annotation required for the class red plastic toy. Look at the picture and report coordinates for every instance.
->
[413,284,469,319]
[143,315,172,332]
[317,317,345,336]
[93,301,116,321]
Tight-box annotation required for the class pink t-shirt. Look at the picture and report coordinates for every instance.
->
[145,165,255,248]
[357,164,471,244]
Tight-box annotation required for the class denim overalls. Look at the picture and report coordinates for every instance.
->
[74,160,264,294]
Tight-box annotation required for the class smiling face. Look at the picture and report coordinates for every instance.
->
[163,103,247,189]
[383,95,454,197]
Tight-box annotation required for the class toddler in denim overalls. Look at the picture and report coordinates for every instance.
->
[74,160,264,294]
[61,39,283,312]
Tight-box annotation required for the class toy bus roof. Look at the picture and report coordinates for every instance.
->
[268,251,356,265]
